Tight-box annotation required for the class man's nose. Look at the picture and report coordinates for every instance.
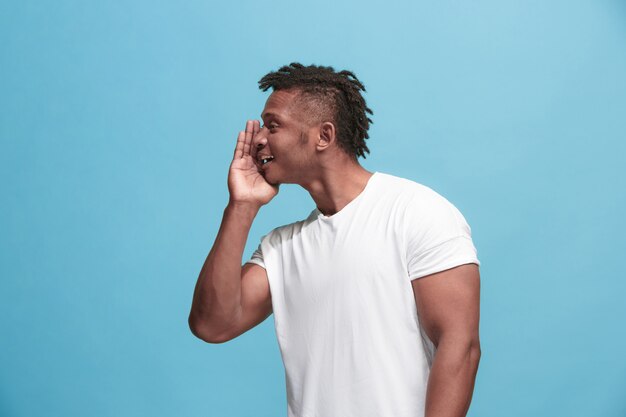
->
[252,127,268,149]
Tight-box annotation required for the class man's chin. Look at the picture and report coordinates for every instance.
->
[261,172,280,186]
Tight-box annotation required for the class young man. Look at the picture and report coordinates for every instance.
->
[189,63,481,417]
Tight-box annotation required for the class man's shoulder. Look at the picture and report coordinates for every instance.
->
[260,209,317,244]
[373,172,466,228]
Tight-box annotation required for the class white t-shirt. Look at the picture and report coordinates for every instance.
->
[245,171,480,417]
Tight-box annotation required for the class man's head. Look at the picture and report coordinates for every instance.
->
[258,62,373,159]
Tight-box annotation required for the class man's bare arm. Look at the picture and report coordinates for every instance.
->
[188,120,278,343]
[411,263,481,417]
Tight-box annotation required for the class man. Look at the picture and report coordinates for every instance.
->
[189,62,481,417]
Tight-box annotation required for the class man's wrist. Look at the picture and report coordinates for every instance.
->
[225,200,261,217]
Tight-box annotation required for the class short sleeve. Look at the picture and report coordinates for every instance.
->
[405,191,480,280]
[245,240,266,269]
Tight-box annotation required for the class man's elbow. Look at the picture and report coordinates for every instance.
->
[188,314,232,344]
[469,340,481,366]
[460,336,481,360]
[435,335,481,371]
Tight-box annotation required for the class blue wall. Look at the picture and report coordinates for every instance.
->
[1,1,625,416]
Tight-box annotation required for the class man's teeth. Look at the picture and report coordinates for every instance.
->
[261,156,274,165]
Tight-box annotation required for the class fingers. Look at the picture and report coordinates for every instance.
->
[233,120,260,160]
[233,130,246,160]
[250,120,260,161]
[242,120,254,158]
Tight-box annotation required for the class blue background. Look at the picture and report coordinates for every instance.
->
[2,1,625,416]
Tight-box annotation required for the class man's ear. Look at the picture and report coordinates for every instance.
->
[317,121,336,150]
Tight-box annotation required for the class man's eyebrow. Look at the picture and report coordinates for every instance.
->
[261,112,280,120]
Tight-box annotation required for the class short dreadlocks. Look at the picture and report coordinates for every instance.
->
[258,62,373,160]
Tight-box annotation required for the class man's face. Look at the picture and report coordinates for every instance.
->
[253,88,316,185]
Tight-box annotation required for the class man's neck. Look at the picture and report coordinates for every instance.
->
[303,165,374,217]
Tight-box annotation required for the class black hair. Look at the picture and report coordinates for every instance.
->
[258,62,373,160]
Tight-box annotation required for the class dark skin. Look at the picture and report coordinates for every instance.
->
[190,87,481,417]
[229,88,374,216]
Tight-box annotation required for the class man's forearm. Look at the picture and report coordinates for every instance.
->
[188,201,260,339]
[424,338,481,417]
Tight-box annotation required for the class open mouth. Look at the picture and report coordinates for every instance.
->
[259,155,274,169]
